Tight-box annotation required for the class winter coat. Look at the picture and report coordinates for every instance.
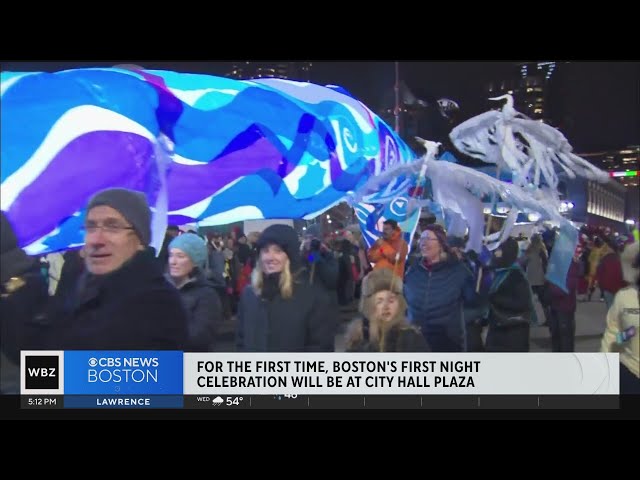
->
[485,265,533,352]
[170,272,222,351]
[368,228,409,278]
[404,257,476,351]
[596,252,626,294]
[41,250,189,351]
[524,246,548,287]
[345,317,429,352]
[236,268,336,352]
[548,260,580,313]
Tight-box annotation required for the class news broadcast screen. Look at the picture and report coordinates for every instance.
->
[2,61,639,421]
[17,351,622,412]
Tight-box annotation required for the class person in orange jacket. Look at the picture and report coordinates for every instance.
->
[367,220,409,279]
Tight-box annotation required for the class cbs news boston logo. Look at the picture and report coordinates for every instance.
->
[20,351,183,397]
[21,351,65,395]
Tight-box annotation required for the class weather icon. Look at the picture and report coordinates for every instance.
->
[212,396,224,406]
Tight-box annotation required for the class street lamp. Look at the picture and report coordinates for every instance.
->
[394,61,400,134]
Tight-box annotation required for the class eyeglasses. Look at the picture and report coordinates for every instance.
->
[83,222,135,235]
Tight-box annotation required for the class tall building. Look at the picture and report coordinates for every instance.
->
[225,62,312,81]
[578,145,640,224]
[487,61,561,124]
[560,145,639,230]
[578,145,640,188]
[562,175,628,232]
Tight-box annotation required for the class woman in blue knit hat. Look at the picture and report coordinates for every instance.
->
[168,233,223,351]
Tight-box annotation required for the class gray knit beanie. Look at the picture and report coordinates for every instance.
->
[87,188,151,245]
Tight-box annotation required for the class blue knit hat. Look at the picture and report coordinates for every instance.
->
[169,233,207,270]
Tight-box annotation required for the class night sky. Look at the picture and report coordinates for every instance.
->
[3,60,638,153]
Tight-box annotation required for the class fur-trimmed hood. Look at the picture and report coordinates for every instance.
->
[360,268,403,297]
[359,269,408,330]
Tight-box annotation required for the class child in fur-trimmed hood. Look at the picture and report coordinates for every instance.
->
[344,268,429,352]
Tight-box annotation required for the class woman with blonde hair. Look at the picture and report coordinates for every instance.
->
[236,224,336,352]
[345,269,428,352]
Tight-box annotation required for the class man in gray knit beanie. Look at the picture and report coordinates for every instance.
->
[84,187,152,275]
[42,187,190,351]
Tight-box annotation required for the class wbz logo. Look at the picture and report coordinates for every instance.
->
[25,356,59,389]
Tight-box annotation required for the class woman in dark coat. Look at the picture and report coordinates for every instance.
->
[236,224,336,352]
[485,238,534,352]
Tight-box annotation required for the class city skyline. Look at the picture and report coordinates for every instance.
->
[2,60,637,153]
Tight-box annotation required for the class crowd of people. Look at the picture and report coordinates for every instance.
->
[1,187,638,394]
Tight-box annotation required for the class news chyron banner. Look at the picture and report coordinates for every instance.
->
[21,352,621,410]
[20,351,183,409]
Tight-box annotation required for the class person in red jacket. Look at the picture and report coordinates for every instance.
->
[546,248,582,352]
[597,237,627,309]
[367,220,409,279]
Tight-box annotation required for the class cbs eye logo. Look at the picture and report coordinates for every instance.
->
[88,358,98,367]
